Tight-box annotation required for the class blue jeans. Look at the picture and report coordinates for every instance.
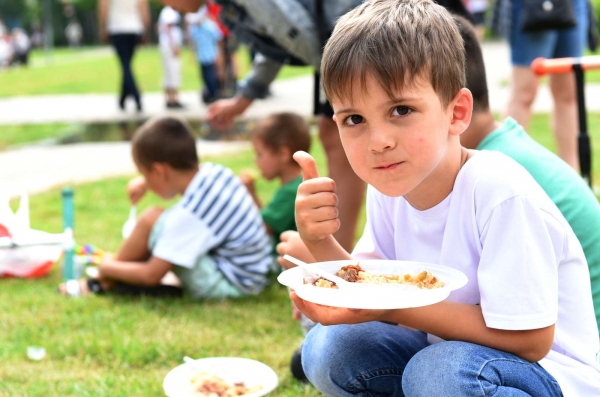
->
[200,62,220,100]
[302,322,564,396]
[510,0,588,66]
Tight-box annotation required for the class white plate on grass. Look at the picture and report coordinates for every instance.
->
[277,259,468,309]
[163,357,278,397]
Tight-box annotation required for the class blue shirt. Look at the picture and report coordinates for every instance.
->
[189,19,222,64]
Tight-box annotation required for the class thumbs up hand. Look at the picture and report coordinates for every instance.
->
[293,151,340,244]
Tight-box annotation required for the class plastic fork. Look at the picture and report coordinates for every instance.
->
[282,254,354,288]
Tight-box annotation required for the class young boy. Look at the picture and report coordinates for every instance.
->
[187,6,222,104]
[61,116,272,299]
[288,1,600,396]
[455,15,600,336]
[158,6,185,109]
[240,112,311,250]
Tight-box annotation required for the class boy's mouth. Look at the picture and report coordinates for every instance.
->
[374,162,403,170]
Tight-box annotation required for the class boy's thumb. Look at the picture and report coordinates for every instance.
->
[293,151,320,181]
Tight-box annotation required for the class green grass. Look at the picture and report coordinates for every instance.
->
[0,141,330,397]
[2,113,600,395]
[0,123,71,150]
[0,46,312,98]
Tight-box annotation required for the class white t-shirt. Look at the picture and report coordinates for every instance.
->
[158,7,183,51]
[107,0,144,35]
[152,163,272,294]
[353,150,600,397]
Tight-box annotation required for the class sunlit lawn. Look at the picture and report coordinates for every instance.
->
[2,112,600,396]
[0,140,330,397]
[0,46,313,98]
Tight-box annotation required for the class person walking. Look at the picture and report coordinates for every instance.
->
[98,0,150,113]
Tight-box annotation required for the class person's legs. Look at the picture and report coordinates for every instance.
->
[302,322,429,396]
[120,34,142,111]
[549,73,579,170]
[201,63,220,100]
[548,0,588,170]
[109,34,128,109]
[318,115,365,251]
[506,0,557,129]
[116,206,164,262]
[402,341,563,396]
[505,67,540,130]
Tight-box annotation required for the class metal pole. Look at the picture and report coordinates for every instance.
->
[573,63,591,186]
[43,0,54,63]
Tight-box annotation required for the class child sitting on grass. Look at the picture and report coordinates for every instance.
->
[60,116,272,299]
[240,112,311,252]
[285,0,600,395]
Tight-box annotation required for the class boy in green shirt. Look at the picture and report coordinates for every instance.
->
[241,112,311,250]
[457,16,600,334]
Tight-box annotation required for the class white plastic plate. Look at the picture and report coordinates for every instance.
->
[163,357,278,397]
[278,259,468,309]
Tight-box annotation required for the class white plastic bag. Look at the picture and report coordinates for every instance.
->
[0,187,63,278]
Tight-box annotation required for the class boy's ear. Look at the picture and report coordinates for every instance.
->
[150,162,170,179]
[448,88,473,137]
[279,145,293,162]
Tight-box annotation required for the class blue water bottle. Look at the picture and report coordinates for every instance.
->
[61,187,76,281]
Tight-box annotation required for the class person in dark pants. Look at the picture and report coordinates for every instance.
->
[187,6,223,104]
[98,0,150,112]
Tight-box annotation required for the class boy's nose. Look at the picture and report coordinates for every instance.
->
[368,127,396,153]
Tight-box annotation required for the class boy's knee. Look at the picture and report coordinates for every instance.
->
[402,341,480,396]
[139,207,164,228]
[302,323,381,384]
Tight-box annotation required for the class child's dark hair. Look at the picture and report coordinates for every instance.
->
[454,15,490,113]
[251,112,311,156]
[132,116,198,170]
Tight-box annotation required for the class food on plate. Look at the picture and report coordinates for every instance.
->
[190,371,262,397]
[309,264,444,289]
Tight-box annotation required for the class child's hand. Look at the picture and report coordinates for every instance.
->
[290,289,389,326]
[127,176,148,205]
[239,170,257,192]
[292,302,302,321]
[293,151,340,244]
[276,231,316,269]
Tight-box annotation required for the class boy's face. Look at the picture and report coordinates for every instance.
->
[331,74,462,198]
[251,137,286,181]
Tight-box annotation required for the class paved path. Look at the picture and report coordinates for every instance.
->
[1,41,600,126]
[2,40,600,195]
[0,140,250,195]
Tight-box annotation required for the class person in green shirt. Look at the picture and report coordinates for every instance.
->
[241,112,311,252]
[456,16,600,335]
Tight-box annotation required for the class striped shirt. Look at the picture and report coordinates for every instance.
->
[152,163,272,294]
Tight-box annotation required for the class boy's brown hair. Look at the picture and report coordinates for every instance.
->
[251,112,311,156]
[132,116,198,170]
[321,0,465,107]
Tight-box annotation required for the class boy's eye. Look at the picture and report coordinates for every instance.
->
[345,115,364,126]
[392,106,412,117]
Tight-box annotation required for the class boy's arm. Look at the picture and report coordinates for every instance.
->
[291,293,555,362]
[293,151,351,262]
[99,256,173,287]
